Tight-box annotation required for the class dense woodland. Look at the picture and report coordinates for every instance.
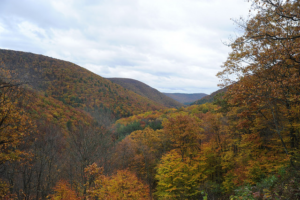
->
[0,0,300,199]
[107,78,184,108]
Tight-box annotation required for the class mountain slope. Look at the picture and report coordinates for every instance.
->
[191,87,227,105]
[107,78,183,108]
[0,49,165,119]
[163,93,207,105]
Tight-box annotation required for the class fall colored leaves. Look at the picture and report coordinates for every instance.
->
[218,0,300,169]
[1,0,300,199]
[0,71,31,165]
[50,164,149,200]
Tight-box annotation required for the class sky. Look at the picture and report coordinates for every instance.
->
[0,0,251,94]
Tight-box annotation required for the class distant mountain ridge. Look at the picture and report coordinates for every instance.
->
[163,93,207,105]
[107,78,183,108]
[191,87,227,105]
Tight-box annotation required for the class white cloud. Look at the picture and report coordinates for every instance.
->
[0,0,251,94]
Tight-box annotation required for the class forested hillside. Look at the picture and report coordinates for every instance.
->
[0,76,110,199]
[191,87,227,105]
[0,0,300,199]
[107,78,183,108]
[0,50,166,199]
[0,50,165,119]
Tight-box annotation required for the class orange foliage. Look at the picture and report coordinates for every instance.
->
[49,180,81,200]
[85,163,150,200]
[163,114,204,158]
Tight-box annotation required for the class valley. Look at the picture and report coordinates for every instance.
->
[1,0,300,199]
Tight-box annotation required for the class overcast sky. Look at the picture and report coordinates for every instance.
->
[0,0,250,94]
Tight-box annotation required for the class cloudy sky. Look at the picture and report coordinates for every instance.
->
[0,0,250,94]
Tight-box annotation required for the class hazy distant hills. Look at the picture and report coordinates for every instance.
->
[107,78,183,108]
[0,49,166,120]
[191,87,227,105]
[163,93,207,105]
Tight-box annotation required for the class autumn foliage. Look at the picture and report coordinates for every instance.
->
[0,71,31,164]
[0,49,165,120]
[85,163,149,200]
[0,0,300,199]
[49,180,81,200]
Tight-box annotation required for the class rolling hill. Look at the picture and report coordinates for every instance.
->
[0,49,166,120]
[163,93,207,105]
[107,78,183,108]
